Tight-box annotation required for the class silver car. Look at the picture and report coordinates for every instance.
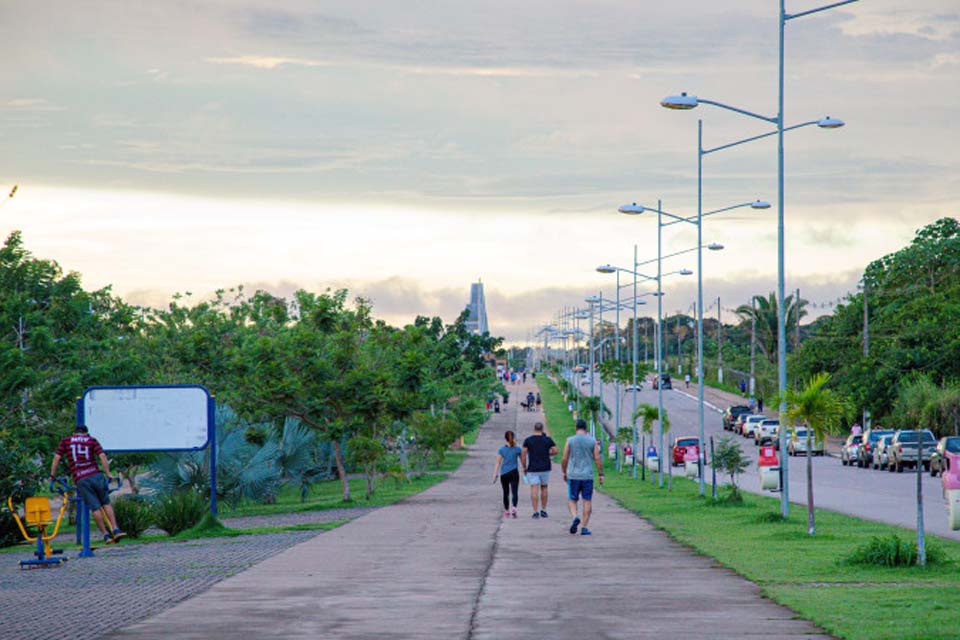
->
[755,419,780,446]
[788,427,824,456]
[872,435,894,470]
[840,434,863,466]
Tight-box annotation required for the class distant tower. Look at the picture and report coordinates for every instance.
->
[465,281,489,335]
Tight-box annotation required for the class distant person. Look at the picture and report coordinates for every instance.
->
[522,372,527,383]
[526,392,535,412]
[532,372,537,380]
[739,380,747,396]
[748,396,756,412]
[757,395,764,413]
[535,392,542,409]
[684,373,691,389]
[851,423,862,436]
[493,430,523,518]
[494,399,500,414]
[562,419,603,536]
[522,422,557,519]
[49,424,125,543]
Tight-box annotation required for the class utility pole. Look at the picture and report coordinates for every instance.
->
[643,321,648,364]
[795,287,801,351]
[717,296,723,384]
[863,280,870,429]
[676,314,681,374]
[750,298,756,397]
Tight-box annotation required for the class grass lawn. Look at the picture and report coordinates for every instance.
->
[538,376,960,640]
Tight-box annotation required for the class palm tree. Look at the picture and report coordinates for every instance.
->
[580,395,611,438]
[783,372,847,535]
[735,292,807,364]
[632,403,671,486]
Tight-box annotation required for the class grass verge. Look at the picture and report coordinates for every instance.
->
[538,376,960,640]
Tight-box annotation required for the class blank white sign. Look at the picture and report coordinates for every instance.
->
[82,386,211,451]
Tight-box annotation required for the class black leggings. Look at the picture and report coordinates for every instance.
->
[500,469,519,510]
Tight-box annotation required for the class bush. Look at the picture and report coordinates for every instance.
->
[845,534,945,567]
[153,491,207,536]
[112,495,153,538]
[0,439,40,548]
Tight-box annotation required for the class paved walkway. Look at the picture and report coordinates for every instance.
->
[116,380,828,640]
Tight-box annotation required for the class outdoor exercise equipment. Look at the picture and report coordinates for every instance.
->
[8,478,72,569]
[72,475,124,558]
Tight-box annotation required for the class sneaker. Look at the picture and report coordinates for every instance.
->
[503,510,510,518]
[581,528,592,536]
[569,517,581,535]
[532,512,540,519]
[540,510,548,519]
[103,532,114,543]
[510,507,517,518]
[112,529,127,541]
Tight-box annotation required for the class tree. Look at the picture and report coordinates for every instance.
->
[783,372,848,535]
[580,395,611,435]
[710,435,751,501]
[734,292,806,364]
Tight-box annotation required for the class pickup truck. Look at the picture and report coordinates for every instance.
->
[888,429,937,472]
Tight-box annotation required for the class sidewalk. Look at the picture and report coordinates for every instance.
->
[116,380,828,640]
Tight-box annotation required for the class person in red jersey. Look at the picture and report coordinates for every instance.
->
[49,424,125,543]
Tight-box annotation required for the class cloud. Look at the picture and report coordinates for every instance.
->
[1,98,64,112]
[205,55,331,69]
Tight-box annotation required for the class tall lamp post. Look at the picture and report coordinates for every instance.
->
[619,199,767,493]
[661,0,854,513]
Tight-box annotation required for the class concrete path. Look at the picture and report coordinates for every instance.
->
[116,380,828,640]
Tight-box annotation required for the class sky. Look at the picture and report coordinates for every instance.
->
[1,1,957,343]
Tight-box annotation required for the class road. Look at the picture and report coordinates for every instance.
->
[589,376,960,541]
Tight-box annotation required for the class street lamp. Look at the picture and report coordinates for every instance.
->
[662,0,856,514]
[619,199,762,493]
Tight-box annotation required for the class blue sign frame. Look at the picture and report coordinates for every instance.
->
[75,384,218,557]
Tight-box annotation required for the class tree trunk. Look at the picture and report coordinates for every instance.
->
[365,466,375,499]
[332,439,350,501]
[806,430,815,535]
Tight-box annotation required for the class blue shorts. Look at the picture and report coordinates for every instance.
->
[77,473,110,511]
[568,478,594,501]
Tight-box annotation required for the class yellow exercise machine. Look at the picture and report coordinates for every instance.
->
[8,480,70,569]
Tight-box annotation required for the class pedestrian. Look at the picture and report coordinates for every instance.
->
[521,421,557,519]
[494,399,500,413]
[757,395,764,413]
[526,392,535,412]
[684,373,690,389]
[739,379,747,396]
[532,372,537,380]
[562,419,604,536]
[523,372,527,383]
[535,392,542,409]
[851,422,862,436]
[493,430,523,518]
[49,424,125,543]
[503,391,509,405]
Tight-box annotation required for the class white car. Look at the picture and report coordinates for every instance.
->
[755,419,780,446]
[624,384,642,392]
[742,415,766,439]
[788,428,825,456]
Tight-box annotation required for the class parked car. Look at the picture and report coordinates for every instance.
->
[840,434,863,466]
[788,427,824,456]
[930,436,960,477]
[671,436,700,466]
[755,419,780,446]
[733,413,751,436]
[887,429,937,472]
[872,435,895,470]
[624,384,642,392]
[742,415,766,439]
[652,373,673,390]
[857,428,895,468]
[723,405,752,431]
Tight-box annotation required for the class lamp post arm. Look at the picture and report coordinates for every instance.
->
[702,120,819,156]
[697,98,777,124]
[785,0,858,21]
[662,202,755,227]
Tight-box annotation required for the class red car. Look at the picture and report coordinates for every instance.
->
[672,437,700,466]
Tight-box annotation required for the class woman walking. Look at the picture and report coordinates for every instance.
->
[493,430,524,518]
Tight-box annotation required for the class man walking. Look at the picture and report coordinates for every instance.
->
[49,424,125,543]
[562,419,604,536]
[521,422,557,519]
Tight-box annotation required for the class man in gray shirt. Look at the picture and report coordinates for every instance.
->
[562,419,604,536]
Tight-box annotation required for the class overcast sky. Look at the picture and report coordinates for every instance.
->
[1,1,957,342]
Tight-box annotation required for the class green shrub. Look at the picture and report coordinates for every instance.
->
[845,534,945,567]
[152,491,207,536]
[112,495,153,538]
[0,439,40,548]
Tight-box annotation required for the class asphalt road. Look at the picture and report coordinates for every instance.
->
[591,377,960,542]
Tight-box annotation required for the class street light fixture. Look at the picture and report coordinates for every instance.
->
[661,0,857,514]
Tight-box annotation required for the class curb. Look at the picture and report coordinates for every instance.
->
[671,388,723,414]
